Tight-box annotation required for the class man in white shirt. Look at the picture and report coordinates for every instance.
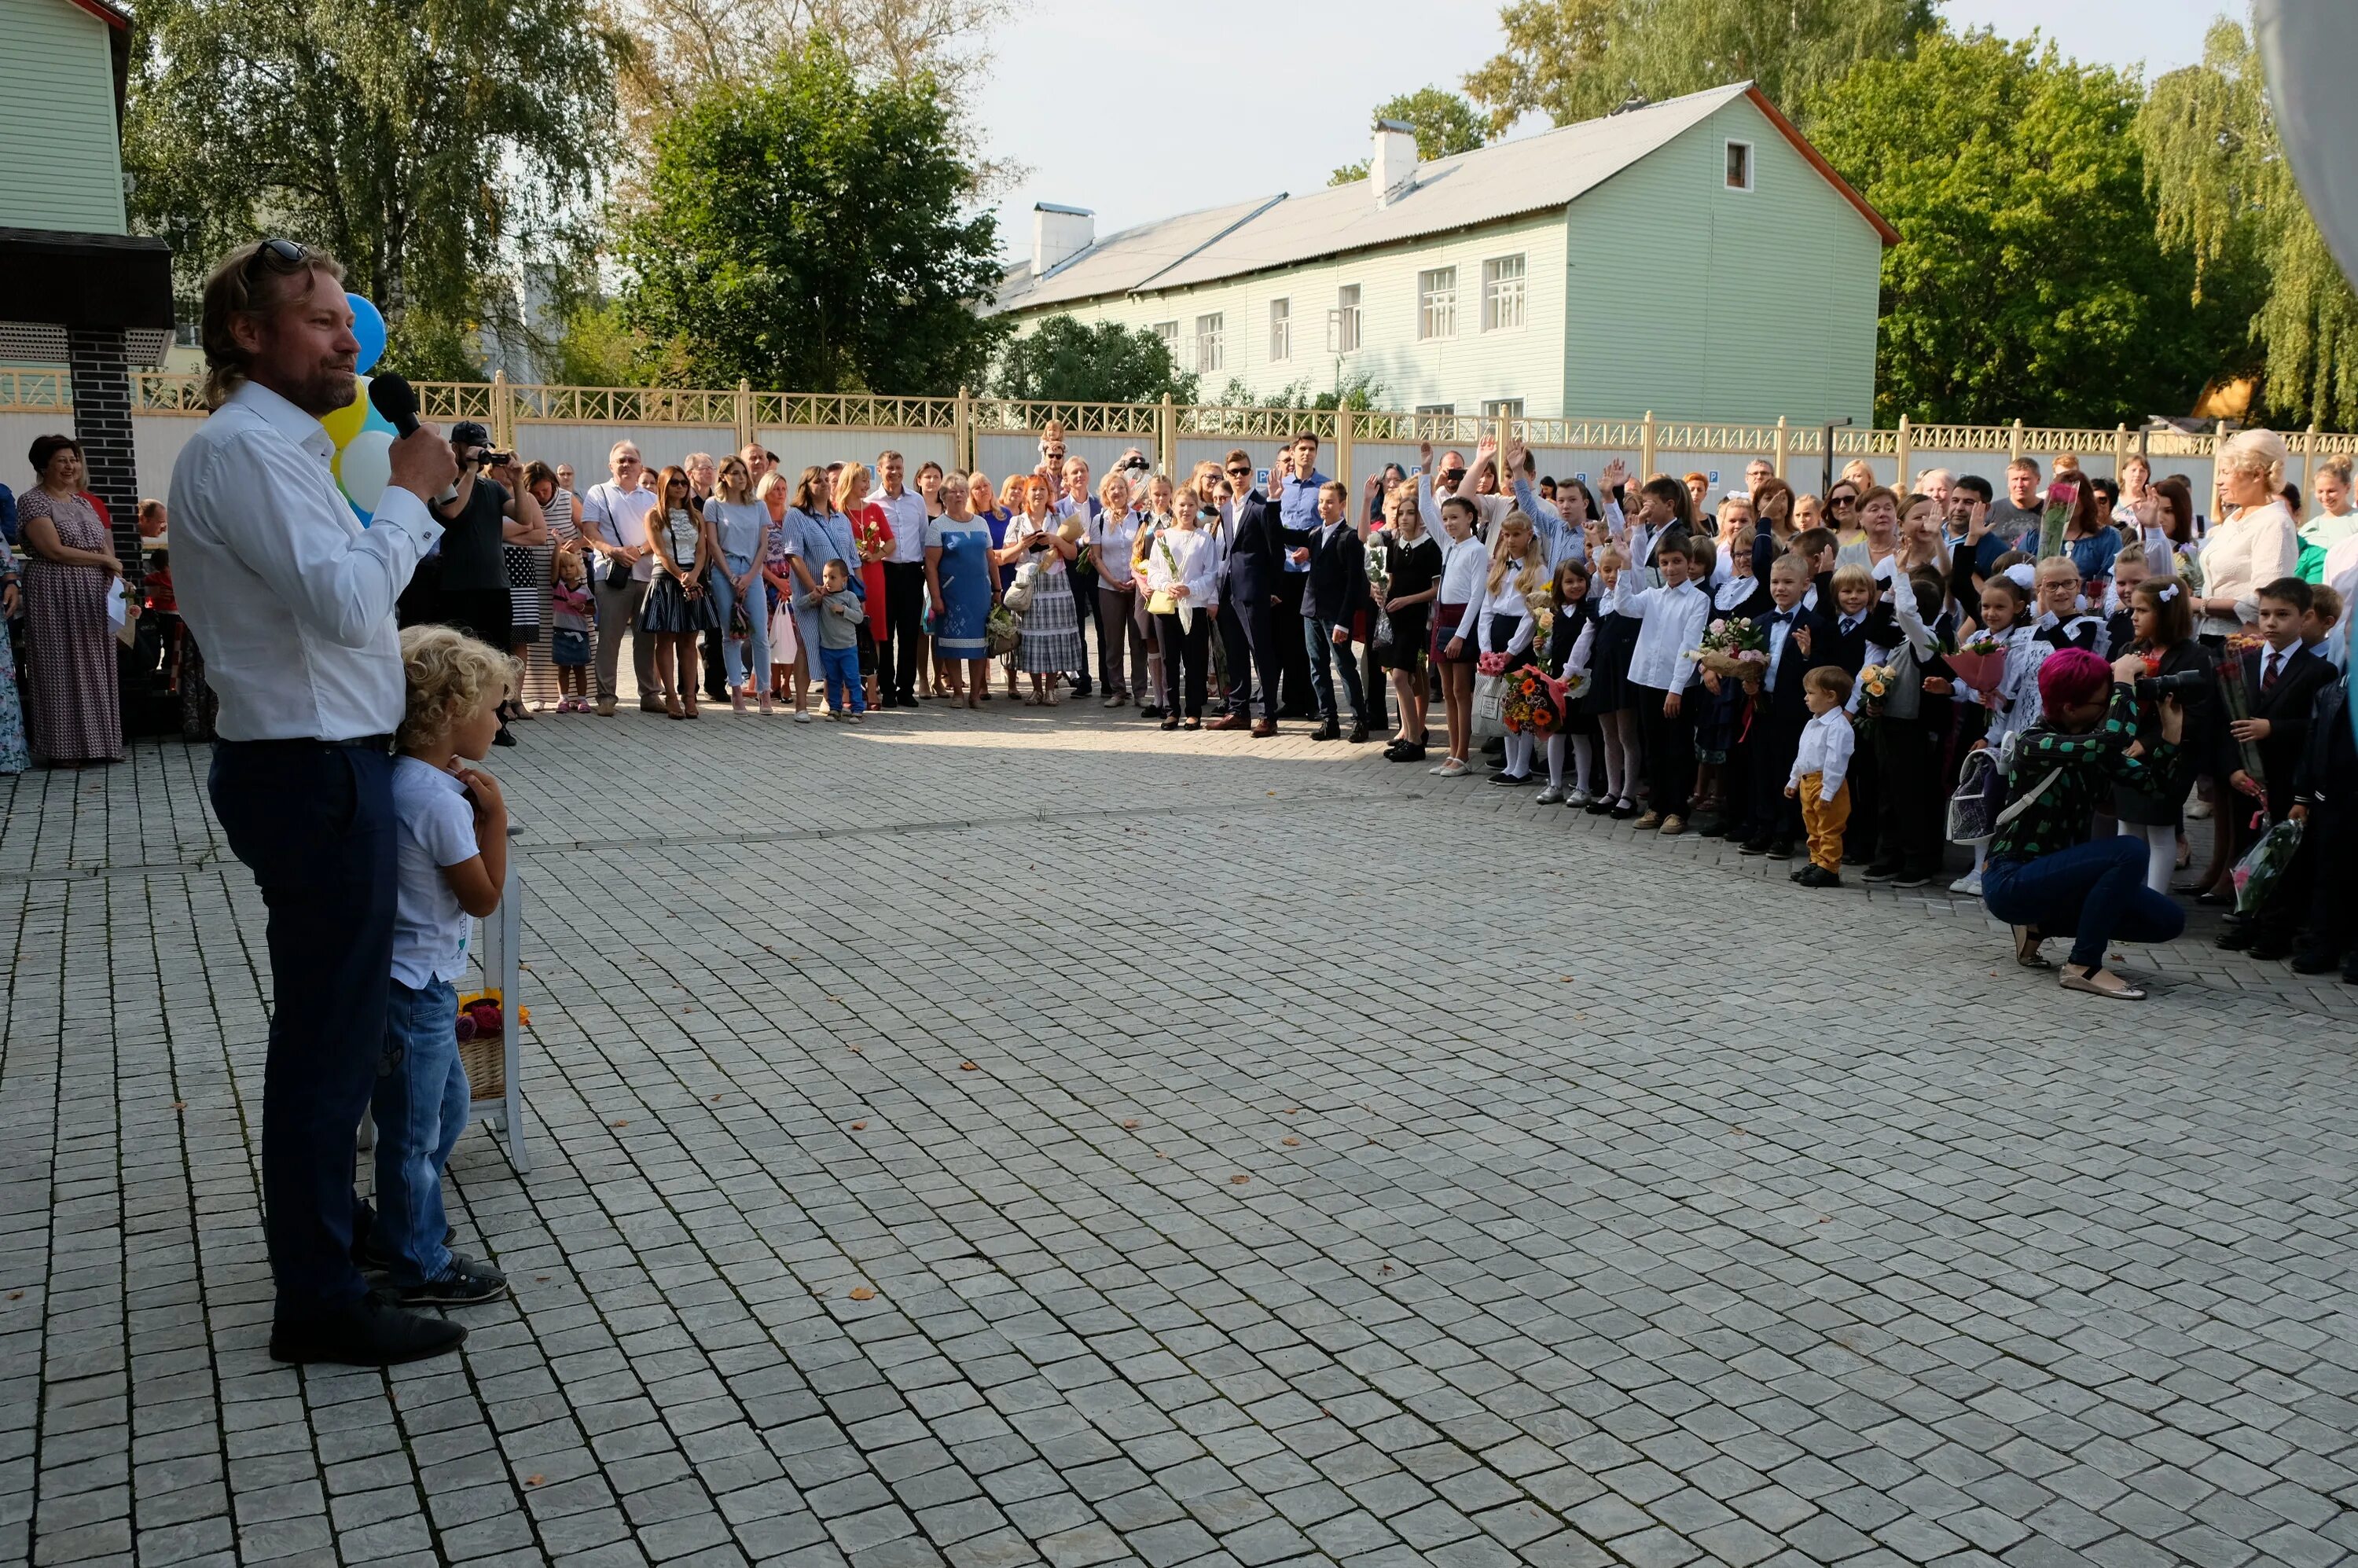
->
[869,450,930,707]
[578,441,661,715]
[169,239,465,1367]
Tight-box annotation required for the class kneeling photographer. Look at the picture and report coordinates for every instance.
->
[1982,648,2193,1001]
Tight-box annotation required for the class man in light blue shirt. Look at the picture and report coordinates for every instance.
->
[1273,431,1326,714]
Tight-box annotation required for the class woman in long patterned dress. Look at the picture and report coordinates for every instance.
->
[926,469,997,709]
[997,474,1080,704]
[0,535,28,773]
[17,435,123,766]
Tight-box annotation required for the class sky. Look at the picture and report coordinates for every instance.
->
[968,0,2230,253]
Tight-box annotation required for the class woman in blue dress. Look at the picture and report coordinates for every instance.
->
[928,470,998,708]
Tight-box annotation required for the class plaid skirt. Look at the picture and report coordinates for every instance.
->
[1018,572,1083,673]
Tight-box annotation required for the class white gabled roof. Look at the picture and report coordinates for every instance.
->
[989,81,1890,315]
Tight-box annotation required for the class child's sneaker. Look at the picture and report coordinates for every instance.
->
[395,1254,509,1306]
[1949,870,1983,897]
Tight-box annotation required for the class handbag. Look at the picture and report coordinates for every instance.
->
[604,553,632,590]
[1471,670,1508,740]
[1003,561,1038,618]
[1946,749,2004,843]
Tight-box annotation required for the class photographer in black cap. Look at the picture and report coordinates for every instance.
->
[432,420,543,744]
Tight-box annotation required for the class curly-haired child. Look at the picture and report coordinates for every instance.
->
[367,626,514,1309]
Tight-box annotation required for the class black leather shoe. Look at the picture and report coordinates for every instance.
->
[1739,838,1772,857]
[2248,932,2294,962]
[270,1290,466,1366]
[2215,921,2253,952]
[1347,724,1368,744]
[1765,839,1795,860]
[1311,720,1340,741]
[2290,948,2341,975]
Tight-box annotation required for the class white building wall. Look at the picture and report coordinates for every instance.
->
[1006,210,1570,418]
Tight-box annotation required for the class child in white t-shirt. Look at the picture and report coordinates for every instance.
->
[370,626,513,1307]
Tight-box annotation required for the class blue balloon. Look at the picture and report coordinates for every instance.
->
[348,293,387,374]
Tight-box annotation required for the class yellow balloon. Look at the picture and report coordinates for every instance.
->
[321,379,369,450]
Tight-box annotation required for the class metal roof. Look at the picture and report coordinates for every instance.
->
[990,82,1895,314]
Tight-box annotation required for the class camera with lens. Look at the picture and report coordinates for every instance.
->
[2134,669,2208,703]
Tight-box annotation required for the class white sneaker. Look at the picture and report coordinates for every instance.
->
[1949,870,1983,897]
[1536,784,1566,805]
[1437,757,1470,777]
[793,711,813,724]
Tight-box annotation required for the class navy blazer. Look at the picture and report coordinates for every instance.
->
[1226,489,1288,606]
[1283,516,1372,624]
[1753,606,1830,725]
[2220,643,2334,806]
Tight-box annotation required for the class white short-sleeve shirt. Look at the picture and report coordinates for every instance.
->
[390,758,480,988]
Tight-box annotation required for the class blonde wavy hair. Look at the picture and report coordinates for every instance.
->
[398,626,514,751]
[1485,509,1549,600]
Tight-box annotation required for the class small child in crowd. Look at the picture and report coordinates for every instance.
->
[549,545,594,713]
[1787,665,1856,887]
[373,626,513,1307]
[817,558,869,719]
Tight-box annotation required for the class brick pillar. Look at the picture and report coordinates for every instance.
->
[68,328,142,593]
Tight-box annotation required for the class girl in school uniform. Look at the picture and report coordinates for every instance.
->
[1582,545,1644,818]
[1541,556,1601,806]
[1429,494,1489,778]
[1451,511,1552,786]
[2113,575,2213,894]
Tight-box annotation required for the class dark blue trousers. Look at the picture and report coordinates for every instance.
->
[1984,835,2186,969]
[209,740,397,1319]
[1221,593,1282,722]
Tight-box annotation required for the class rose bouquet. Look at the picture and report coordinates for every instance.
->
[1857,662,1894,722]
[1945,630,2008,696]
[1694,615,1769,681]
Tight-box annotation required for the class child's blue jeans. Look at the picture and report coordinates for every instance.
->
[373,976,471,1287]
[821,644,864,711]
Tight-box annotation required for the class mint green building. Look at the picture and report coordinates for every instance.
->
[989,84,1897,426]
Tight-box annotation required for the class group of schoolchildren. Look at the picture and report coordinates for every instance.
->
[1409,434,2358,986]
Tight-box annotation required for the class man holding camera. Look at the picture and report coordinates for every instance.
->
[427,424,542,744]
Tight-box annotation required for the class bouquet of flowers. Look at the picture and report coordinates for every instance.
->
[2037,479,2078,560]
[985,604,1022,655]
[855,510,888,562]
[1694,615,1769,681]
[1526,586,1557,669]
[2216,641,2267,788]
[2233,815,2304,915]
[1366,537,1393,652]
[1857,662,1895,722]
[1475,650,1510,677]
[1501,665,1569,734]
[1155,532,1193,631]
[1945,630,2009,695]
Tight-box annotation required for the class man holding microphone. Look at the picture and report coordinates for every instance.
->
[170,240,467,1365]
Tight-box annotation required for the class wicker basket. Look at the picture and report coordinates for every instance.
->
[457,992,505,1099]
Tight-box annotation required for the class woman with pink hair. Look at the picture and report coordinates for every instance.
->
[1978,648,2191,1001]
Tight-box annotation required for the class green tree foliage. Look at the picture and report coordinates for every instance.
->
[2138,20,2358,427]
[994,318,1197,404]
[1329,89,1490,184]
[1464,0,1934,133]
[1218,374,1390,413]
[1807,31,2239,427]
[619,39,1008,395]
[123,0,624,380]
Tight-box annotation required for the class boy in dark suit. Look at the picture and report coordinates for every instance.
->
[1741,551,1831,860]
[1282,479,1375,742]
[2290,668,2358,979]
[2218,578,2336,957]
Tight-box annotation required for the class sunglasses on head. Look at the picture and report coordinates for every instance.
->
[257,237,310,267]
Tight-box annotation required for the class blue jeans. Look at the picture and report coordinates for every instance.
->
[820,644,864,711]
[1983,836,2187,969]
[710,558,770,689]
[373,977,471,1287]
[1304,617,1368,725]
[209,740,396,1317]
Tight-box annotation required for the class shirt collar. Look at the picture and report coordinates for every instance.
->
[228,378,334,464]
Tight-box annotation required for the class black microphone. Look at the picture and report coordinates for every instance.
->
[368,373,421,439]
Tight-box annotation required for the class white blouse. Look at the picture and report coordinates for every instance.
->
[1140,524,1216,606]
[1437,534,1489,606]
[1005,510,1067,576]
[2198,500,2297,633]
[1457,560,1541,652]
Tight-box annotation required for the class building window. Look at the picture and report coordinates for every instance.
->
[1724,139,1754,192]
[1328,285,1362,353]
[1268,298,1291,361]
[1194,313,1225,374]
[1480,398,1524,420]
[1152,321,1180,359]
[1415,404,1456,417]
[1482,255,1526,332]
[1418,267,1457,340]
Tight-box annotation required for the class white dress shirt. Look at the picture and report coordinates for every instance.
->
[1437,534,1489,608]
[168,380,441,742]
[870,486,928,564]
[1787,708,1856,799]
[579,481,659,582]
[1620,578,1710,691]
[1090,508,1142,587]
[1756,605,1799,692]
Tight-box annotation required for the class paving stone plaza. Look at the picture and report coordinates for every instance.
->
[2,703,2355,1568]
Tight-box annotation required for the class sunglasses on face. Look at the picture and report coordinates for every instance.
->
[1831,494,1856,507]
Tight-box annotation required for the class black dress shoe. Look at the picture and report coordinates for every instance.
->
[1739,838,1771,857]
[1394,743,1426,762]
[1347,723,1368,744]
[1310,719,1341,741]
[1584,799,1614,816]
[2215,921,2254,952]
[2290,948,2341,975]
[270,1290,467,1366]
[1765,839,1795,859]
[1139,705,1164,719]
[2248,933,2294,962]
